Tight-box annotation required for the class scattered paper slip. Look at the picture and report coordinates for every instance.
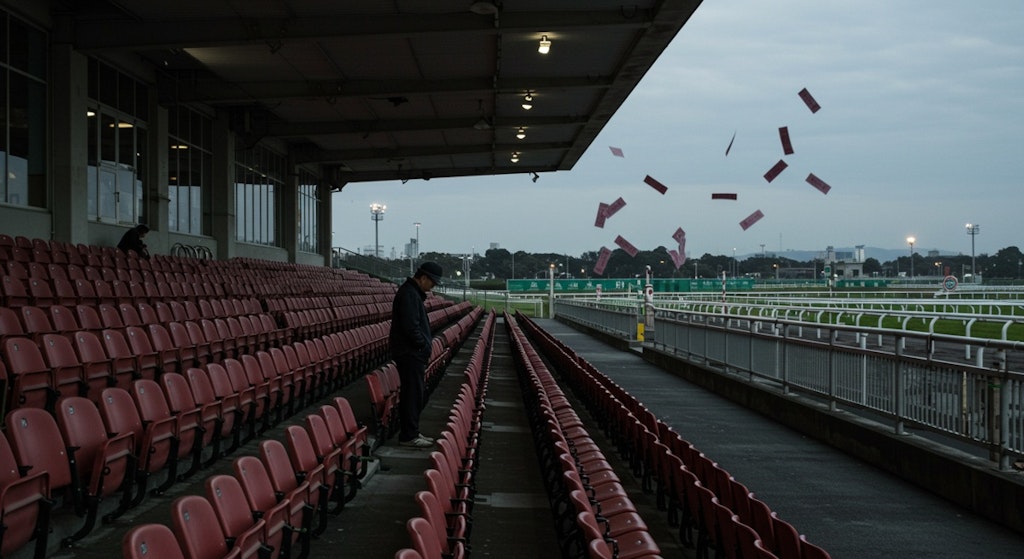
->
[606,197,626,217]
[711,193,738,200]
[740,210,765,231]
[594,247,612,275]
[725,131,737,156]
[763,160,788,183]
[668,249,686,269]
[614,235,639,257]
[672,227,686,244]
[779,126,794,155]
[798,88,821,113]
[806,173,832,195]
[609,146,624,158]
[594,203,609,228]
[643,175,668,195]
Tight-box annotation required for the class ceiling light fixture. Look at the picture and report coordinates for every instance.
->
[516,127,526,140]
[469,1,498,15]
[510,152,520,163]
[473,118,492,130]
[538,35,551,54]
[522,93,534,110]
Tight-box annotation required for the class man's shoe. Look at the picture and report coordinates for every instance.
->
[399,436,433,448]
[417,434,435,444]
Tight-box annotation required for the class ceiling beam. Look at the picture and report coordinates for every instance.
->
[264,115,588,138]
[165,75,613,105]
[72,10,654,51]
[294,141,572,165]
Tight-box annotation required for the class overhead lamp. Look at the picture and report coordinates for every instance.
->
[522,93,534,110]
[510,152,520,163]
[473,117,492,130]
[516,127,526,140]
[538,35,551,54]
[469,1,498,15]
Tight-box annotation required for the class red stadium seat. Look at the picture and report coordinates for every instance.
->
[54,396,135,544]
[122,523,185,559]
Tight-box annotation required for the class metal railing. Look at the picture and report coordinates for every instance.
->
[553,298,1024,470]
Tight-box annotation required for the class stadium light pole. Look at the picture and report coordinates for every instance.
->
[966,223,980,282]
[370,203,386,258]
[906,236,915,279]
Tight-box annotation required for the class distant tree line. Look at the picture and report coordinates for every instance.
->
[413,245,1024,284]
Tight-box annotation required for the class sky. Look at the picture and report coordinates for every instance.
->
[331,0,1024,263]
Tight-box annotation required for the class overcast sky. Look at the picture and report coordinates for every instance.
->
[331,0,1023,262]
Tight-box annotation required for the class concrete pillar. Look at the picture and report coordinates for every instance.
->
[210,114,236,260]
[280,159,298,263]
[49,44,89,244]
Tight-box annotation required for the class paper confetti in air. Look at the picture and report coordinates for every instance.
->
[798,88,821,113]
[594,247,612,275]
[763,160,788,183]
[614,235,640,257]
[739,210,765,231]
[806,173,832,195]
[779,126,794,155]
[725,131,737,156]
[672,228,686,244]
[643,175,668,195]
[605,197,626,217]
[668,249,686,270]
[711,193,738,200]
[594,203,609,228]
[609,146,625,158]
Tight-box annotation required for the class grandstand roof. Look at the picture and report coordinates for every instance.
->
[59,0,702,188]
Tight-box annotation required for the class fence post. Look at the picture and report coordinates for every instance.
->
[894,336,907,435]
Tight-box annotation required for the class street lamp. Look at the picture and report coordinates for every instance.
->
[732,247,736,277]
[906,236,915,279]
[966,223,980,282]
[370,203,386,258]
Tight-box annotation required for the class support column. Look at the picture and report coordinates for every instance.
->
[50,44,89,244]
[318,179,333,266]
[280,160,299,263]
[210,113,236,260]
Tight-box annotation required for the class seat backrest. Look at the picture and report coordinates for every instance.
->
[131,379,173,423]
[406,516,443,559]
[414,490,453,555]
[3,336,53,409]
[74,303,102,330]
[97,303,123,329]
[5,407,72,492]
[204,473,268,559]
[122,523,186,559]
[20,305,53,338]
[56,395,134,500]
[118,303,142,327]
[170,495,230,559]
[0,432,49,557]
[48,304,80,333]
[0,306,26,339]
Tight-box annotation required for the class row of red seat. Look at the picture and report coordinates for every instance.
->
[364,303,478,442]
[515,313,833,559]
[122,395,369,559]
[506,312,663,559]
[398,310,496,559]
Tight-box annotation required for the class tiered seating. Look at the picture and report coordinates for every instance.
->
[0,235,452,558]
[505,312,662,559]
[514,312,833,559]
[395,310,495,559]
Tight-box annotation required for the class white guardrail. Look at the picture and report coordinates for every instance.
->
[553,296,1024,471]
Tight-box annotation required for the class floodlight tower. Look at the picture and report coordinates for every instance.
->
[370,203,386,257]
[906,236,916,279]
[966,223,980,282]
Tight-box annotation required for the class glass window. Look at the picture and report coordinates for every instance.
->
[234,144,283,246]
[0,10,47,208]
[166,105,212,235]
[298,169,320,253]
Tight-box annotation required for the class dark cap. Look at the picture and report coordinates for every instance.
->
[417,261,443,285]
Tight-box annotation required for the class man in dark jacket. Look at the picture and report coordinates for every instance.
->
[389,261,443,447]
[117,224,150,258]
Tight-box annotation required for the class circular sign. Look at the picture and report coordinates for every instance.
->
[942,275,958,291]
